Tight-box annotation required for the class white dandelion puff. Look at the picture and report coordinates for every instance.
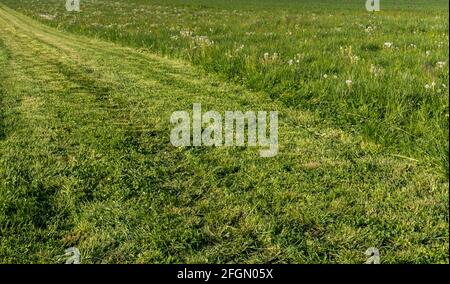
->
[425,81,436,90]
[384,42,393,48]
[436,61,446,68]
[180,30,194,38]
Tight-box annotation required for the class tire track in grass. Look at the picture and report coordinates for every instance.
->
[0,38,9,141]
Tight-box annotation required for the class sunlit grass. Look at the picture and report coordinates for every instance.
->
[5,0,448,170]
[0,1,448,263]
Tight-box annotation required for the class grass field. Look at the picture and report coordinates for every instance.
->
[0,0,448,263]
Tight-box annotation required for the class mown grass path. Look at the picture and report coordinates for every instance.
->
[0,5,448,263]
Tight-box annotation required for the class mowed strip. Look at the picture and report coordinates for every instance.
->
[0,6,447,263]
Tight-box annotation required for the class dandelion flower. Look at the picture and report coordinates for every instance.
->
[180,30,194,38]
[39,14,56,21]
[384,42,393,48]
[425,82,435,90]
[365,26,373,33]
[436,61,446,68]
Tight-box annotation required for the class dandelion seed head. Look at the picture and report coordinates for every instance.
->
[436,61,446,68]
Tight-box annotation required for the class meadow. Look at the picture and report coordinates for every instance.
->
[0,0,448,263]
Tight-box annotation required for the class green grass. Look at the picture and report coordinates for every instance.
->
[4,0,448,171]
[0,1,448,263]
